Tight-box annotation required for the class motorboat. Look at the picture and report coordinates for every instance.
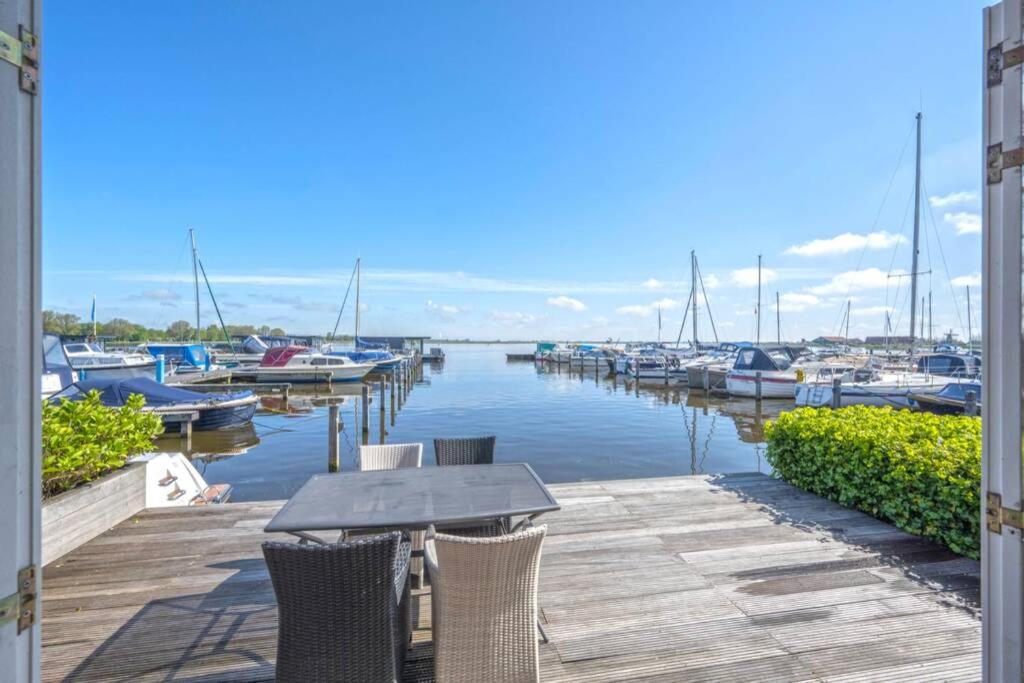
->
[909,381,982,415]
[794,367,949,409]
[246,346,374,383]
[42,333,78,399]
[50,377,257,431]
[64,341,157,379]
[725,347,800,398]
[143,343,213,374]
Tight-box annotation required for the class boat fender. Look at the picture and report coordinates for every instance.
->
[795,368,805,383]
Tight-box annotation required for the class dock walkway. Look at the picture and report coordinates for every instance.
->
[42,473,981,682]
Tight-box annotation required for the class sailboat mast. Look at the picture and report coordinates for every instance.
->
[909,112,922,347]
[928,290,932,342]
[354,257,361,343]
[190,228,200,341]
[966,285,973,352]
[845,300,851,344]
[691,250,698,348]
[756,254,762,345]
[776,292,781,344]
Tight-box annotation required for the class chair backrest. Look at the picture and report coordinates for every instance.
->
[433,436,496,467]
[430,525,546,682]
[358,443,423,471]
[262,532,403,682]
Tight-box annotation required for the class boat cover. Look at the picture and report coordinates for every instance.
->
[50,377,253,407]
[260,346,307,367]
[733,347,789,371]
[242,335,271,354]
[145,343,208,368]
[43,333,76,388]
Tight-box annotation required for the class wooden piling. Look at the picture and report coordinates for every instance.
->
[702,366,710,393]
[755,371,762,401]
[361,384,369,435]
[965,390,978,416]
[379,380,385,419]
[831,378,842,409]
[328,405,340,472]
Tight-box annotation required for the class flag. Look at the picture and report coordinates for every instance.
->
[90,294,96,323]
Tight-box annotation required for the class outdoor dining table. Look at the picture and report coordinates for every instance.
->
[264,462,561,545]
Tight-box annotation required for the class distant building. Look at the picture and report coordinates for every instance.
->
[811,336,863,346]
[864,335,915,345]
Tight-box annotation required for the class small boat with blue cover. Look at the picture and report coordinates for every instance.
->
[51,377,257,431]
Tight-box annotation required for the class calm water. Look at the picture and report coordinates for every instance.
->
[155,343,787,502]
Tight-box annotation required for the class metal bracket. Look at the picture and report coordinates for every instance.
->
[987,492,1024,534]
[988,42,1024,87]
[0,25,38,95]
[0,565,36,632]
[986,143,1024,184]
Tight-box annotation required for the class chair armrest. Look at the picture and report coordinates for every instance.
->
[394,539,412,602]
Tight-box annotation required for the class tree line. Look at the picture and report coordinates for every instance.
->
[42,310,289,342]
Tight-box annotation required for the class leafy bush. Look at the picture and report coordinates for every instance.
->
[765,406,981,559]
[42,391,163,498]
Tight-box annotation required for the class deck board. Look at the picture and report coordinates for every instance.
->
[41,473,981,682]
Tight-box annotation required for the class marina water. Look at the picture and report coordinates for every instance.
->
[159,343,784,502]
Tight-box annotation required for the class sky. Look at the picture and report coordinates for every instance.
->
[43,1,986,342]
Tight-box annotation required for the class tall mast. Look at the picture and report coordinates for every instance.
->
[920,296,925,340]
[845,300,851,345]
[190,227,200,342]
[928,290,933,343]
[966,285,973,352]
[776,292,781,344]
[354,257,361,343]
[909,112,922,347]
[657,305,662,344]
[691,250,698,348]
[756,254,762,345]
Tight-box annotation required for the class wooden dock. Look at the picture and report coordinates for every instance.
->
[41,474,981,682]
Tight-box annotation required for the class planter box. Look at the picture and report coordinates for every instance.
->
[42,463,146,566]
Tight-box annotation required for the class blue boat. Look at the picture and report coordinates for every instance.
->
[909,381,982,416]
[51,377,258,431]
[145,343,210,372]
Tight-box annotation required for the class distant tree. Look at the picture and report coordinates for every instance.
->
[270,327,286,336]
[42,310,82,336]
[101,318,135,339]
[257,325,271,336]
[166,320,194,340]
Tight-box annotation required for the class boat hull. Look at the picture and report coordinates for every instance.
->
[73,362,157,381]
[726,371,796,398]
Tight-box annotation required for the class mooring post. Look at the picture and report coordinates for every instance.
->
[379,380,386,419]
[390,371,396,424]
[328,405,340,472]
[831,378,842,409]
[965,390,978,416]
[755,371,762,401]
[155,354,165,384]
[361,384,369,435]
[702,366,710,392]
[664,361,669,385]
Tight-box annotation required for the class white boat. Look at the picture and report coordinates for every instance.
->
[251,346,374,383]
[42,333,78,399]
[795,369,950,409]
[725,347,800,398]
[64,341,157,379]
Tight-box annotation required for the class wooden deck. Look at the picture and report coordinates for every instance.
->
[41,473,982,682]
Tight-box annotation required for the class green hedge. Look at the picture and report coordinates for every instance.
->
[765,406,981,559]
[42,391,163,498]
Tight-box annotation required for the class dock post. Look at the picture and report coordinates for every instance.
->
[155,354,165,384]
[361,384,369,436]
[831,378,842,409]
[702,366,710,392]
[379,380,386,419]
[390,372,396,425]
[328,405,340,472]
[755,371,762,401]
[664,362,669,385]
[965,390,978,416]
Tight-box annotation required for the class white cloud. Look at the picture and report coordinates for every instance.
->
[488,310,542,327]
[943,212,981,235]
[139,289,181,301]
[731,268,777,287]
[642,278,662,290]
[616,297,682,317]
[854,305,895,315]
[806,268,902,295]
[425,300,466,321]
[702,274,722,289]
[546,296,587,312]
[929,191,977,208]
[951,273,982,288]
[777,292,822,313]
[784,231,905,257]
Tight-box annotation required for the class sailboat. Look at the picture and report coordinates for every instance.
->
[322,258,403,371]
[794,113,953,408]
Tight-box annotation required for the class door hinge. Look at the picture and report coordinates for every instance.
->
[0,25,38,95]
[986,143,1024,185]
[986,492,1024,534]
[988,42,1024,87]
[0,565,36,633]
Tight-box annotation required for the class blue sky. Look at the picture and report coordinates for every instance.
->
[44,1,985,342]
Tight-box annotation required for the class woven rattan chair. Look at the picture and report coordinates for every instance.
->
[357,443,425,583]
[425,525,547,683]
[262,531,412,683]
[358,443,423,471]
[433,436,496,466]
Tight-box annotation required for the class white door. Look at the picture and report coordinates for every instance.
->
[0,0,41,680]
[983,2,1024,680]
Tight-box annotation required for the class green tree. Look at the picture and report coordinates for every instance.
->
[101,318,136,339]
[166,320,194,340]
[42,310,83,336]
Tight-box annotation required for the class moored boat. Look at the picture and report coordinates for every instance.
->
[249,346,374,383]
[64,341,157,379]
[725,347,799,398]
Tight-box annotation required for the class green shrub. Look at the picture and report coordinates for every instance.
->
[765,406,981,559]
[42,391,163,498]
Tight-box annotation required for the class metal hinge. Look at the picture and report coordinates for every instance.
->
[0,25,38,95]
[0,565,37,633]
[988,42,1024,87]
[987,492,1024,534]
[986,143,1024,185]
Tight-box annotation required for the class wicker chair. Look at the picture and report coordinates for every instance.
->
[433,436,505,535]
[433,436,496,467]
[358,443,423,471]
[262,531,412,683]
[357,443,425,583]
[425,525,547,683]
